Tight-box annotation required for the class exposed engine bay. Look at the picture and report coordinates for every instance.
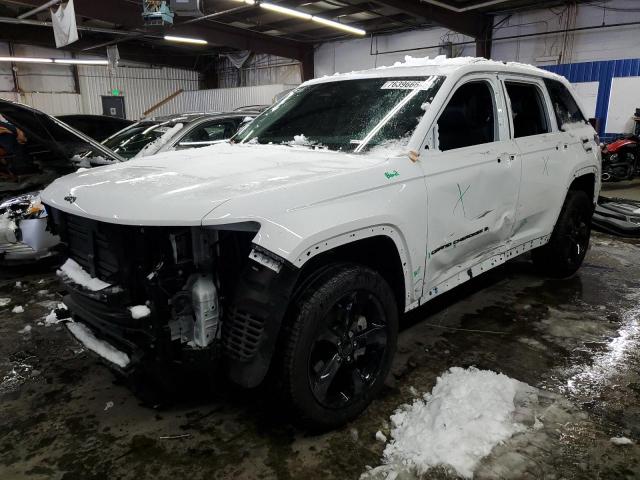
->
[46,205,295,386]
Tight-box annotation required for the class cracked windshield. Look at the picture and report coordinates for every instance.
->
[235,76,445,152]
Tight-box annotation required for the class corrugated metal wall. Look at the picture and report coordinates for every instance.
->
[78,65,200,120]
[152,84,295,117]
[0,42,200,120]
[21,93,82,115]
[218,53,301,88]
[0,43,303,120]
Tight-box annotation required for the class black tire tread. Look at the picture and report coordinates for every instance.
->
[532,190,593,278]
[278,263,397,430]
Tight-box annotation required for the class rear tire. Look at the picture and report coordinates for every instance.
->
[532,190,593,278]
[278,264,398,430]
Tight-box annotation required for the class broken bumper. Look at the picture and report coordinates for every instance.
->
[592,197,640,238]
[66,321,131,370]
[63,292,148,373]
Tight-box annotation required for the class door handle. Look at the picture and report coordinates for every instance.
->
[498,154,516,164]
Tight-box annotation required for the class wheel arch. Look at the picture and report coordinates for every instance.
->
[291,226,412,311]
[568,170,597,205]
[294,234,408,314]
[223,230,411,390]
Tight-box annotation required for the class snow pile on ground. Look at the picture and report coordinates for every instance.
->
[12,305,24,314]
[18,325,31,334]
[0,298,10,307]
[611,437,634,446]
[67,322,130,368]
[129,305,150,319]
[365,367,530,479]
[57,258,110,291]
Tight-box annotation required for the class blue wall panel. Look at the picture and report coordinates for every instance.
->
[541,58,640,141]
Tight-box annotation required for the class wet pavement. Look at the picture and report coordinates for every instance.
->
[601,178,640,201]
[1,231,640,480]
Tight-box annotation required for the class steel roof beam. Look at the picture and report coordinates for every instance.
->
[8,0,312,60]
[369,0,484,37]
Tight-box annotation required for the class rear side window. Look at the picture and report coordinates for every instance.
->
[505,82,550,138]
[437,81,496,151]
[543,79,586,129]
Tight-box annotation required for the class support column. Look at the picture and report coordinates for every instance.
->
[300,47,314,82]
[475,15,494,59]
[8,42,20,93]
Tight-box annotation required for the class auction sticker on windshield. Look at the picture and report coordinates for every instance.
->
[381,80,428,90]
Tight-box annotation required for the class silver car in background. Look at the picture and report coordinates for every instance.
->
[0,107,260,263]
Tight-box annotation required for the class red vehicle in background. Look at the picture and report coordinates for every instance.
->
[601,113,640,182]
[601,136,640,182]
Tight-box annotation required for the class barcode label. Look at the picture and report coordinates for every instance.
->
[381,80,426,90]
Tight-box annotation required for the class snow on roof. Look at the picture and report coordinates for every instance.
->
[308,55,565,85]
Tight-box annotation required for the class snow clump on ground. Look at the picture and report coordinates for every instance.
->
[363,367,534,479]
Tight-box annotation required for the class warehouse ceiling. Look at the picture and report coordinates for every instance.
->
[0,0,597,74]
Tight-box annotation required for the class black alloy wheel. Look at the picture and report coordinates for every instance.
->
[308,289,388,409]
[278,264,398,430]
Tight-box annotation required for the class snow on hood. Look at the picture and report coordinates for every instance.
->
[41,142,388,226]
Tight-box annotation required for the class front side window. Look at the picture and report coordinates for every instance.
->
[437,81,496,151]
[178,120,238,148]
[234,76,445,153]
[543,78,586,129]
[505,82,550,138]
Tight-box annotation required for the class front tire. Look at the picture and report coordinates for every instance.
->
[278,264,398,430]
[532,190,593,278]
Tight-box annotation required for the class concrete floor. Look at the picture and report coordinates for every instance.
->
[601,178,640,201]
[1,231,640,480]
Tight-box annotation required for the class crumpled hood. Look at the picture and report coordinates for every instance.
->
[41,142,387,225]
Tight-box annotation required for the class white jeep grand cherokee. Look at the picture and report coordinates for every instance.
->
[41,57,600,429]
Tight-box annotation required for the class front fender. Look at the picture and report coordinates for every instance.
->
[202,157,428,309]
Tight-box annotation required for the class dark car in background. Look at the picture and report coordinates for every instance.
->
[0,99,122,263]
[57,114,134,142]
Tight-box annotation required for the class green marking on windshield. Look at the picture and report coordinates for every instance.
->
[385,170,400,179]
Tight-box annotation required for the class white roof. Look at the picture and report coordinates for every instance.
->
[307,55,566,85]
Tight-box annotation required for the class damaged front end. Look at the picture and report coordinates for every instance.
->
[0,193,59,263]
[46,207,300,386]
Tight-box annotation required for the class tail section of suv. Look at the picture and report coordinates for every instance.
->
[41,56,600,429]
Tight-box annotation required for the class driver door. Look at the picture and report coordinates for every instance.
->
[420,75,521,293]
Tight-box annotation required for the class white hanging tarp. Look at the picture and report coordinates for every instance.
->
[220,51,252,69]
[51,0,79,48]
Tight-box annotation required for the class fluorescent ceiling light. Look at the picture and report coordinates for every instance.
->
[261,3,311,20]
[54,59,109,65]
[233,0,365,35]
[311,16,366,35]
[0,56,53,63]
[164,34,208,45]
